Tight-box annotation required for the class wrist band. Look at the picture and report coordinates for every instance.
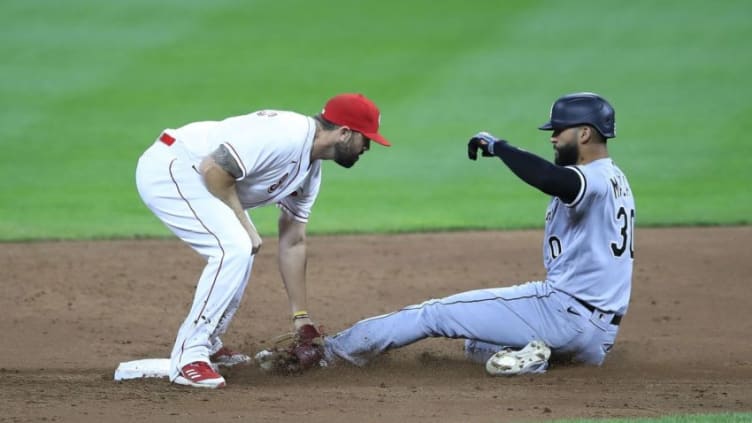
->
[292,310,309,321]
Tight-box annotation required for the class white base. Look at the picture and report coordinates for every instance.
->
[114,358,170,381]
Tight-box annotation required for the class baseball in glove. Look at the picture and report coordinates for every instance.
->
[254,324,325,374]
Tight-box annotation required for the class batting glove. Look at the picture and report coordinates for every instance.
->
[467,131,503,160]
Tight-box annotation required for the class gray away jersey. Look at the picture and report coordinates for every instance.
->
[543,158,635,315]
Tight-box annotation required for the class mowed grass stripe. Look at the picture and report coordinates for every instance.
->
[1,1,750,239]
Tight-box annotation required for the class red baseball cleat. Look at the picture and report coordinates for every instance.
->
[173,361,226,389]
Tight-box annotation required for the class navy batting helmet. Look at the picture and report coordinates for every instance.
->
[538,92,616,139]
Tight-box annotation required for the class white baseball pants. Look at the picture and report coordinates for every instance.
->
[135,136,254,381]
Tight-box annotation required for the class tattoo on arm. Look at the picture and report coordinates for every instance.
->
[210,145,242,179]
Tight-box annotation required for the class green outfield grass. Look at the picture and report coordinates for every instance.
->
[1,0,750,240]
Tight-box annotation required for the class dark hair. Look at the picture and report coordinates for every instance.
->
[313,114,338,130]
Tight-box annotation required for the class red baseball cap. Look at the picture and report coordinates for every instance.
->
[321,93,391,146]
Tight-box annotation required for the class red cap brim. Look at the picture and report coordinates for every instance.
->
[364,132,391,147]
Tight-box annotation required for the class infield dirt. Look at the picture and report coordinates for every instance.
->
[1,227,750,422]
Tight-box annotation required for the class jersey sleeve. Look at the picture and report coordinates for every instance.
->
[493,141,581,203]
[564,164,608,209]
[221,142,250,181]
[211,112,300,181]
[222,137,292,182]
[278,161,322,223]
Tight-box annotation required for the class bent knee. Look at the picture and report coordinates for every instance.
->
[221,237,255,263]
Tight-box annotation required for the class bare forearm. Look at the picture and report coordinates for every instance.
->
[200,157,261,251]
[278,212,311,328]
[279,240,308,313]
[207,182,247,225]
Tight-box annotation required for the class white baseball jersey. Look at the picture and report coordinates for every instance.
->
[544,158,635,314]
[163,110,322,222]
[136,109,323,381]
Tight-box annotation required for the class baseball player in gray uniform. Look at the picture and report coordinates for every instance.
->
[266,92,634,375]
[136,93,390,388]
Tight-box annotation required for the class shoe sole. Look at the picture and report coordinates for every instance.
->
[485,340,551,376]
[173,375,226,389]
[212,355,251,368]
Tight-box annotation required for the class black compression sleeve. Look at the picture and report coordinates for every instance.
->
[492,141,582,203]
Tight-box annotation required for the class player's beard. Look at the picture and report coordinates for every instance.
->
[334,142,359,168]
[554,142,579,166]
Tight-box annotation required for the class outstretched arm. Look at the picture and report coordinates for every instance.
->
[468,132,581,203]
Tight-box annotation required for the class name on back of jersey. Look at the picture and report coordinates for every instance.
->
[610,175,631,199]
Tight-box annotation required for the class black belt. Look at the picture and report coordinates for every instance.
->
[574,297,623,326]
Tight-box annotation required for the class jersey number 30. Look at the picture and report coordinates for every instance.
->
[610,206,635,258]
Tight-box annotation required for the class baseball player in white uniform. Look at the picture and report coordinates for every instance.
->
[274,92,634,376]
[135,93,390,388]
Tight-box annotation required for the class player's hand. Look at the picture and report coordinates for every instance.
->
[467,131,500,160]
[248,229,263,255]
[254,322,325,373]
[292,323,324,370]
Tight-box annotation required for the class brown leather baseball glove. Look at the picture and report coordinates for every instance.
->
[254,324,325,374]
